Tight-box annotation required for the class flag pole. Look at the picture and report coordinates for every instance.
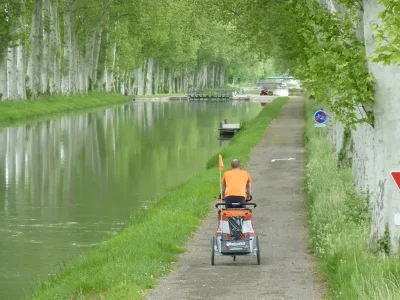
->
[218,154,224,204]
[219,168,222,203]
[218,154,224,234]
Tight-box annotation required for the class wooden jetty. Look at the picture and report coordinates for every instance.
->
[187,89,232,101]
[218,119,241,137]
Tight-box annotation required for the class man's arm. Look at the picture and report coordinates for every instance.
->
[222,173,226,199]
[246,173,252,200]
[246,182,251,200]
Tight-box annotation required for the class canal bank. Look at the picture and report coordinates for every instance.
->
[0,92,130,127]
[28,97,288,299]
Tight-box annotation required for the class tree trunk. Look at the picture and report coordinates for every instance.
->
[211,64,216,88]
[85,7,109,92]
[91,28,102,89]
[61,6,72,95]
[71,28,79,93]
[154,61,159,94]
[97,28,108,91]
[52,1,61,94]
[215,65,220,87]
[136,66,144,95]
[28,0,44,97]
[16,44,26,99]
[16,0,26,99]
[42,9,49,94]
[182,69,187,93]
[189,73,194,90]
[110,23,118,92]
[0,48,7,100]
[41,0,55,94]
[178,71,182,93]
[78,55,85,92]
[192,66,199,88]
[85,33,95,91]
[168,71,173,94]
[201,66,205,88]
[115,73,119,92]
[7,47,18,99]
[219,66,225,87]
[145,57,154,95]
[120,72,125,95]
[128,73,132,95]
[160,67,165,93]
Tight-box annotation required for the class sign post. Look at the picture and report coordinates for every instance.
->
[314,110,327,138]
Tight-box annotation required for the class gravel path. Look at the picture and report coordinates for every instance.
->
[146,96,325,300]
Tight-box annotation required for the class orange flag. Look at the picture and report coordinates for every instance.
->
[218,154,224,170]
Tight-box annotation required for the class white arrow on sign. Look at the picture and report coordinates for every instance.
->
[271,158,296,162]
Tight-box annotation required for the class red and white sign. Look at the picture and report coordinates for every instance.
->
[391,171,400,192]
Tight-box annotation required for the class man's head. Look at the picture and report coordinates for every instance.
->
[231,159,241,169]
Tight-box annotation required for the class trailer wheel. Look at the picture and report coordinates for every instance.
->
[256,236,261,265]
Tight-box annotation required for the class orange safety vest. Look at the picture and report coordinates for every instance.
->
[222,169,251,197]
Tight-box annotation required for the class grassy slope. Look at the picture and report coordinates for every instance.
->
[304,99,400,299]
[0,92,130,126]
[29,97,289,300]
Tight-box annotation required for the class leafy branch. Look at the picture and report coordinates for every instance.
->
[294,1,375,129]
[370,0,400,66]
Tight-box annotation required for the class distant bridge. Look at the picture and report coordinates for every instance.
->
[255,77,300,88]
[264,76,296,80]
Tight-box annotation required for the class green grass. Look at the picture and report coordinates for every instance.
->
[304,99,400,299]
[29,97,289,300]
[0,92,130,127]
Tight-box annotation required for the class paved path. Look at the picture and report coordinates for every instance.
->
[146,96,325,300]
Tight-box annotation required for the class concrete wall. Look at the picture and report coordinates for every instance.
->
[323,0,400,252]
[274,87,289,97]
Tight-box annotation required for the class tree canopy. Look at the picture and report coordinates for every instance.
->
[1,0,399,128]
[0,0,272,101]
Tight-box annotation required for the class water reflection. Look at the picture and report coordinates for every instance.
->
[0,100,261,299]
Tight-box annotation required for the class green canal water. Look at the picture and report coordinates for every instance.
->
[0,100,262,299]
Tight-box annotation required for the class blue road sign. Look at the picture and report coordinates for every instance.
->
[314,110,327,124]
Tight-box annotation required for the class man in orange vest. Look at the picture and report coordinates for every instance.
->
[221,159,252,208]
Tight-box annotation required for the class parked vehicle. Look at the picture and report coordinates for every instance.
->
[260,88,273,96]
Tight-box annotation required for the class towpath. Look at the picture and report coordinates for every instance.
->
[146,96,325,300]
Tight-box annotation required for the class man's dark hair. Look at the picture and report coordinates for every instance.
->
[231,159,241,168]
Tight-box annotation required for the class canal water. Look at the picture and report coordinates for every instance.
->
[0,100,262,299]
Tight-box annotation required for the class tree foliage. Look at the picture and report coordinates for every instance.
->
[0,0,270,100]
[371,0,400,66]
[2,0,397,107]
[203,0,376,128]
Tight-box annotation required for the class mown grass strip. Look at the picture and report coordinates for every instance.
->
[304,99,400,299]
[0,92,130,126]
[29,97,288,300]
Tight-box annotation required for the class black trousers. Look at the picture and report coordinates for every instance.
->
[224,196,246,208]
